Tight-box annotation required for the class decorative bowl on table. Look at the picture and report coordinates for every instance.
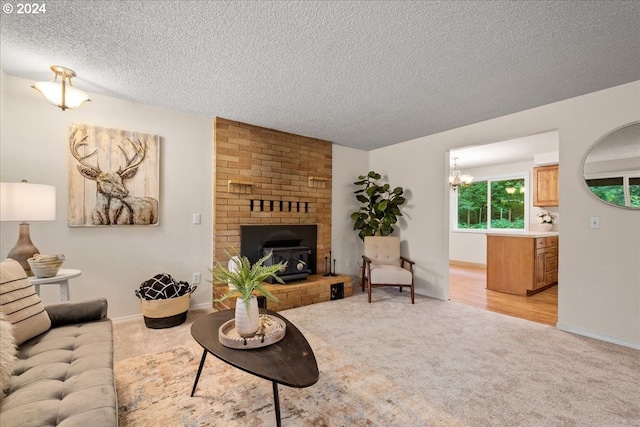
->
[27,254,65,278]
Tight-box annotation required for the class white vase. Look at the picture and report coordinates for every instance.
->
[235,296,259,336]
[540,223,553,231]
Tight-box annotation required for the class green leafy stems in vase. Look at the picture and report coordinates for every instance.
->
[211,251,285,336]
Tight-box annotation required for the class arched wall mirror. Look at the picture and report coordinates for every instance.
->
[582,121,640,209]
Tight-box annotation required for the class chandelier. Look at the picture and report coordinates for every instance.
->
[449,157,473,190]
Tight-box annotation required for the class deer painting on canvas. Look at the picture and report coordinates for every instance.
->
[68,124,160,226]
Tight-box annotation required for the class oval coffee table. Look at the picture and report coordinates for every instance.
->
[191,309,319,426]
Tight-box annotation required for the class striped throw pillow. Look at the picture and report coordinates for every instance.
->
[0,259,51,345]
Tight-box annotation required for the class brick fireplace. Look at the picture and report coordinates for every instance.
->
[212,117,351,309]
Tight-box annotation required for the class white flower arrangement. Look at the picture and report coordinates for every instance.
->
[536,210,555,224]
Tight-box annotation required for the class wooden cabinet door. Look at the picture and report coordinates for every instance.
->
[533,164,559,206]
[544,243,558,286]
[535,248,546,289]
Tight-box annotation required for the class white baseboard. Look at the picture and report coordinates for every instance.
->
[112,302,213,323]
[556,323,640,350]
[112,313,143,323]
[190,302,214,311]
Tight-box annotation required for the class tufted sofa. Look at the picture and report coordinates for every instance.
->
[0,259,117,427]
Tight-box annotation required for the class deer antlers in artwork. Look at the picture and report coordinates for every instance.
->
[117,137,147,178]
[70,128,100,176]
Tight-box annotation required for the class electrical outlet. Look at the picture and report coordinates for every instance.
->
[346,258,352,268]
[590,216,600,229]
[193,213,201,225]
[192,272,201,284]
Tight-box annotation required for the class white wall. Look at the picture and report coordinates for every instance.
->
[331,145,368,278]
[364,81,639,348]
[0,72,213,318]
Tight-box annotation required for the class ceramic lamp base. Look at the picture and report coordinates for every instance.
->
[7,223,39,276]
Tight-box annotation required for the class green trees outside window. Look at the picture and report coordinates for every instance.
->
[631,178,640,207]
[586,177,640,208]
[456,178,526,230]
[457,181,487,229]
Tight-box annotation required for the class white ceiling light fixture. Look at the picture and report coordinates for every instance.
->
[449,157,474,190]
[32,65,91,111]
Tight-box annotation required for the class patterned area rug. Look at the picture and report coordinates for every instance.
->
[116,290,640,426]
[115,332,465,427]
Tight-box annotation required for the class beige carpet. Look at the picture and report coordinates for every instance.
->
[114,289,640,426]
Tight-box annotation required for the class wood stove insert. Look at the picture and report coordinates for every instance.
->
[241,225,317,283]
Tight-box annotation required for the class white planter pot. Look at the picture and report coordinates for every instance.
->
[235,296,259,336]
[540,223,553,231]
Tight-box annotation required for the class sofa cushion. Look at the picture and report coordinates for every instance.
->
[0,259,51,345]
[0,318,117,427]
[0,311,16,400]
[45,299,108,327]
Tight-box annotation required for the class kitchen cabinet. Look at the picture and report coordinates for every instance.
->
[533,164,559,207]
[487,234,558,296]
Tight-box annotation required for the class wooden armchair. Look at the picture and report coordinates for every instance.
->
[361,236,415,303]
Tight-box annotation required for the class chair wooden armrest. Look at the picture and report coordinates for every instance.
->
[400,256,415,265]
[400,256,415,272]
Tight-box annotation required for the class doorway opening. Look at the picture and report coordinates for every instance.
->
[447,131,560,326]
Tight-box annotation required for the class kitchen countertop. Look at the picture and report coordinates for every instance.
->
[486,231,559,238]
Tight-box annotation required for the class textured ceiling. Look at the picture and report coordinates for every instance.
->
[1,1,639,151]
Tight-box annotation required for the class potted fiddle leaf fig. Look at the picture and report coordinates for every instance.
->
[350,171,406,241]
[211,251,284,336]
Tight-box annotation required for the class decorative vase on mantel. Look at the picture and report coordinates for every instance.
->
[235,296,260,336]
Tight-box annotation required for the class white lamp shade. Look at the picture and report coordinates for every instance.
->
[0,182,56,221]
[32,81,91,109]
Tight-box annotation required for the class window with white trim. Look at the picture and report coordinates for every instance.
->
[454,175,528,230]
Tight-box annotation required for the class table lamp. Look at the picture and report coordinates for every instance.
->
[0,181,56,276]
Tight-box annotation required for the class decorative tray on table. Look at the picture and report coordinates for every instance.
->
[218,314,286,349]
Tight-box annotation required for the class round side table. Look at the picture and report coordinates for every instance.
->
[28,269,82,301]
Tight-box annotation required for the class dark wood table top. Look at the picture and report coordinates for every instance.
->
[191,309,319,388]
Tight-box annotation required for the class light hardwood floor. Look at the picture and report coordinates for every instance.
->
[449,264,558,326]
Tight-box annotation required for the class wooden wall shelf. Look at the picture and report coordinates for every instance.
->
[228,180,253,194]
[308,176,329,188]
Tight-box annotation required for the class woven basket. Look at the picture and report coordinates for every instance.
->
[139,290,194,329]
